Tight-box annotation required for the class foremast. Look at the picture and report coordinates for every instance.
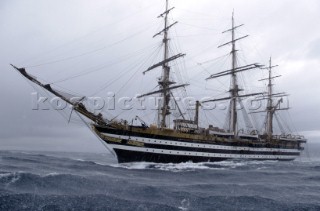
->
[139,0,187,128]
[203,12,263,138]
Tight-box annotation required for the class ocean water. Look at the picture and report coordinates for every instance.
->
[0,148,320,211]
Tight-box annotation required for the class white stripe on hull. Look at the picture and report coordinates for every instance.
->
[109,144,298,160]
[102,132,301,153]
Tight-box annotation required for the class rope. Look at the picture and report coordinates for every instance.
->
[75,111,116,157]
[18,1,162,66]
[26,24,155,69]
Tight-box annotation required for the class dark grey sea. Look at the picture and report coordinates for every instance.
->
[1,144,319,211]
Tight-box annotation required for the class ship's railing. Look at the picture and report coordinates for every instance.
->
[272,134,306,141]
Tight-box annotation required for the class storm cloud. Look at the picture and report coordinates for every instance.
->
[1,0,319,152]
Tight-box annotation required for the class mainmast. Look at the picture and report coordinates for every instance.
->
[203,12,263,138]
[230,11,239,136]
[139,0,187,128]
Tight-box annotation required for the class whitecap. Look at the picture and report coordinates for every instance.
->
[112,161,226,172]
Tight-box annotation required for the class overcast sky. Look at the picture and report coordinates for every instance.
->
[1,0,319,153]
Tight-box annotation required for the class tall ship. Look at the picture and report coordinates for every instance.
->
[12,0,306,163]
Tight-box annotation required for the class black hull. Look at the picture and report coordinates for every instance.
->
[114,148,228,163]
[95,126,301,163]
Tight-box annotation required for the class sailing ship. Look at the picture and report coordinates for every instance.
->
[12,0,306,163]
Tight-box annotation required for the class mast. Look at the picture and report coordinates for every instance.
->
[203,12,264,138]
[139,0,187,128]
[255,57,289,141]
[230,11,238,136]
[266,58,274,140]
[160,0,171,128]
[264,58,285,140]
